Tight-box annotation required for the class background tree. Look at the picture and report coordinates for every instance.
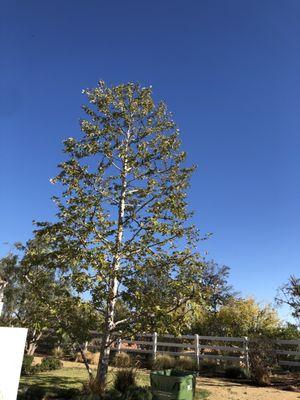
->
[276,275,300,325]
[0,240,100,357]
[198,260,236,313]
[156,261,236,334]
[34,81,204,387]
[0,242,58,354]
[274,322,300,339]
[191,297,281,337]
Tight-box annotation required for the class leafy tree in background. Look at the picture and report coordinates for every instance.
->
[0,242,58,355]
[159,261,236,334]
[217,298,280,336]
[192,297,280,337]
[33,81,204,387]
[275,322,300,339]
[276,275,300,325]
[0,240,100,356]
[199,260,236,312]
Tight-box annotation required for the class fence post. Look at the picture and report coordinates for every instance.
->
[244,336,250,374]
[194,334,200,369]
[153,332,157,360]
[117,338,122,354]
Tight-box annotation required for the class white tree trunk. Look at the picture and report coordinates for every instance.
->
[96,133,129,388]
[26,331,42,356]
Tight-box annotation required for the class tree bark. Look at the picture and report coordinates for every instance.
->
[26,331,43,356]
[79,346,94,380]
[26,342,38,356]
[96,131,129,388]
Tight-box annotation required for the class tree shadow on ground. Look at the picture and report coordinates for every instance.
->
[198,375,300,393]
[19,375,85,390]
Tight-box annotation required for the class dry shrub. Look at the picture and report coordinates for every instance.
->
[113,352,132,368]
[123,387,152,400]
[90,352,100,365]
[75,351,84,363]
[82,377,106,396]
[76,350,100,365]
[52,346,64,359]
[176,356,197,371]
[249,338,276,386]
[152,354,175,370]
[114,368,136,393]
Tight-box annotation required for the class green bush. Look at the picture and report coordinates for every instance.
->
[152,355,175,370]
[112,352,132,368]
[199,361,218,374]
[21,355,35,376]
[280,364,299,373]
[21,356,62,376]
[54,387,81,398]
[123,387,152,400]
[77,391,122,400]
[39,357,63,371]
[176,356,197,371]
[114,368,136,393]
[21,386,81,400]
[224,366,248,379]
[103,388,122,400]
[23,386,47,400]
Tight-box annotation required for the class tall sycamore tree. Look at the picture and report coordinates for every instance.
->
[35,81,203,387]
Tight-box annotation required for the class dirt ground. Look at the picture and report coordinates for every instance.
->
[197,376,300,400]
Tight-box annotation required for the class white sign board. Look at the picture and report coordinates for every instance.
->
[0,327,27,400]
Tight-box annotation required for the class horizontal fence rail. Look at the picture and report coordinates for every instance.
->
[275,339,300,367]
[85,332,300,370]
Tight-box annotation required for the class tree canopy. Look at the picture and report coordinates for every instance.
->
[191,297,281,337]
[0,240,100,355]
[32,81,205,386]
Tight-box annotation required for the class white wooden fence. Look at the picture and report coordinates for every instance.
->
[87,332,300,370]
[274,338,300,368]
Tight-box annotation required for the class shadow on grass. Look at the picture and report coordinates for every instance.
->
[19,374,85,390]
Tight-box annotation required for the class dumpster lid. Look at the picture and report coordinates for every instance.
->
[151,369,194,378]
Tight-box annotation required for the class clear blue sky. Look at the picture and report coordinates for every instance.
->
[1,0,299,321]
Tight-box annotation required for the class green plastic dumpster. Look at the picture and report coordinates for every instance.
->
[150,370,196,400]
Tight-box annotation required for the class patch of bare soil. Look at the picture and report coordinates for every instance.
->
[197,376,300,400]
[33,356,97,369]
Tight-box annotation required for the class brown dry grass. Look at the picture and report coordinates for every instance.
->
[197,376,300,400]
[75,351,100,365]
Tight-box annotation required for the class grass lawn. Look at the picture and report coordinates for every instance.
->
[19,360,300,400]
[19,362,210,399]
